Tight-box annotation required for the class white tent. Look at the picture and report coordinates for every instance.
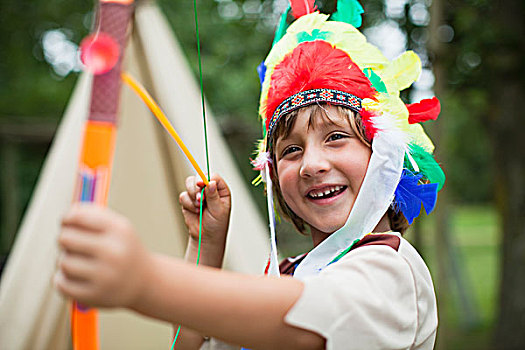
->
[0,3,270,349]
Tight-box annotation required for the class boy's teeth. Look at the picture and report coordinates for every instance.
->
[309,185,343,198]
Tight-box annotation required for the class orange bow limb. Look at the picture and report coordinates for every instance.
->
[72,0,134,349]
[121,72,209,185]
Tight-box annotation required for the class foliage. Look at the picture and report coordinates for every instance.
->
[0,1,500,226]
[435,0,495,203]
[0,0,91,118]
[0,0,497,250]
[159,0,271,122]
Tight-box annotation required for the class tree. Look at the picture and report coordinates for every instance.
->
[488,1,525,349]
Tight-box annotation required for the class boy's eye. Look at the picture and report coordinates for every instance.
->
[282,145,301,157]
[327,133,348,142]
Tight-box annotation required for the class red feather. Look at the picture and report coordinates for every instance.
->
[290,0,317,18]
[265,41,376,128]
[406,97,441,124]
[359,109,379,140]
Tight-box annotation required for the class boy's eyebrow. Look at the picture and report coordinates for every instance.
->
[275,133,296,150]
[274,127,305,156]
[273,106,354,148]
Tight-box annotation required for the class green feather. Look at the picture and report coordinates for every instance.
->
[272,6,290,47]
[364,68,388,93]
[296,29,332,43]
[331,0,364,28]
[406,144,446,191]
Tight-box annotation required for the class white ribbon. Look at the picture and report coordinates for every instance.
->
[265,165,281,276]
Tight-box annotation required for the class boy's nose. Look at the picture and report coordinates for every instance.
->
[299,148,330,177]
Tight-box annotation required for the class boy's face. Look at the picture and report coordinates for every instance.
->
[274,105,371,237]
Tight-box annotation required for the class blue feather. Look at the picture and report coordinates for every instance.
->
[257,61,266,88]
[393,169,438,224]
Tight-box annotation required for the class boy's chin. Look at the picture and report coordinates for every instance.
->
[309,222,346,236]
[308,211,351,234]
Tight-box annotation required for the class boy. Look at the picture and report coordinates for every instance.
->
[57,4,443,349]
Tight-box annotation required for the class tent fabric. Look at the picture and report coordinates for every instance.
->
[0,3,270,349]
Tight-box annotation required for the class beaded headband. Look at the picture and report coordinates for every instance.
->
[267,88,362,141]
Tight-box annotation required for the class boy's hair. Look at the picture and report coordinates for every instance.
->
[268,104,410,235]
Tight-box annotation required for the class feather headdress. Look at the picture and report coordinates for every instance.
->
[254,0,445,278]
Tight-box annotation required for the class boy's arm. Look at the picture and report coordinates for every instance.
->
[55,206,324,350]
[138,255,325,350]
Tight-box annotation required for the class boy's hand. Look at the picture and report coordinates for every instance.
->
[54,205,150,309]
[179,174,231,265]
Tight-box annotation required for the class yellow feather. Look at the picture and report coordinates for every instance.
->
[382,96,409,121]
[286,12,330,34]
[408,123,435,152]
[259,12,422,150]
[381,51,421,91]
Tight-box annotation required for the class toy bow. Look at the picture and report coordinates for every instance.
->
[72,1,134,349]
[73,0,211,348]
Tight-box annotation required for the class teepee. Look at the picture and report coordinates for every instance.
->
[0,2,269,349]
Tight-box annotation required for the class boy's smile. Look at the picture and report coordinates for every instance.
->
[275,105,371,243]
[306,184,347,201]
